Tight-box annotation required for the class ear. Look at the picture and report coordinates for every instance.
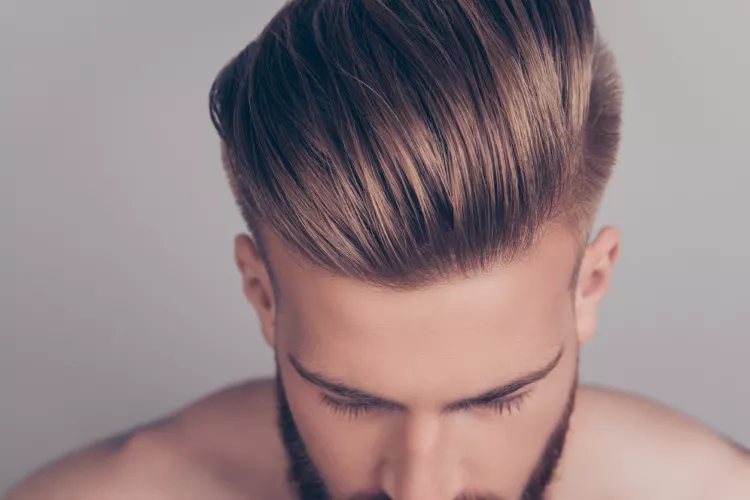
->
[574,226,621,344]
[235,234,277,349]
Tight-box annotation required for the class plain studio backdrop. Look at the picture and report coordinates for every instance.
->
[1,0,749,492]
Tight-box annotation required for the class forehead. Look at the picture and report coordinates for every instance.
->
[262,226,578,404]
[263,224,577,342]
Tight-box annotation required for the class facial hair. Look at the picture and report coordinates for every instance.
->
[276,368,577,500]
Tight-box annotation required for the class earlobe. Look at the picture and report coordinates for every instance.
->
[234,234,277,349]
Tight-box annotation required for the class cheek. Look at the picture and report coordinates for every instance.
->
[284,374,386,493]
[465,358,576,489]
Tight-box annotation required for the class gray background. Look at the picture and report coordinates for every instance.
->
[1,0,748,493]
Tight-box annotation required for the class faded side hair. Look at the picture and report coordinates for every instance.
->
[209,0,623,289]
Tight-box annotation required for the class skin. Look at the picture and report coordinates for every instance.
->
[5,224,750,500]
[275,355,578,500]
[265,222,585,499]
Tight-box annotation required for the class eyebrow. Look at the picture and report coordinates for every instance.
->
[288,346,564,414]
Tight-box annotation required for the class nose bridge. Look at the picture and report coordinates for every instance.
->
[380,413,462,499]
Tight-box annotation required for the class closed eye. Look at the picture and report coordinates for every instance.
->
[320,394,395,419]
[320,390,531,419]
[449,391,530,416]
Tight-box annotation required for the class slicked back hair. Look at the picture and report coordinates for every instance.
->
[210,0,623,290]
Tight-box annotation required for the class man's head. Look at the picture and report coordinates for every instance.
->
[209,0,622,498]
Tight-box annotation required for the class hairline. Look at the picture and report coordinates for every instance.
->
[249,219,589,308]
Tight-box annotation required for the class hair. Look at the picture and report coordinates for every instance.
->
[209,0,623,290]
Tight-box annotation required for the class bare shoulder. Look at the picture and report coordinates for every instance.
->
[566,385,750,500]
[4,378,290,500]
[3,444,123,500]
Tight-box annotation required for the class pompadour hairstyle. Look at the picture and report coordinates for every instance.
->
[210,0,623,289]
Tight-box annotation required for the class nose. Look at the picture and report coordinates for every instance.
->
[381,456,462,500]
[379,414,463,500]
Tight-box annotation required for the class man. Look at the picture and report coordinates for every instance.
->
[5,0,749,499]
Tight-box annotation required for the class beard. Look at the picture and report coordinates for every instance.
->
[276,367,577,500]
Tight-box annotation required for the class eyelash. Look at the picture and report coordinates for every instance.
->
[320,391,530,419]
